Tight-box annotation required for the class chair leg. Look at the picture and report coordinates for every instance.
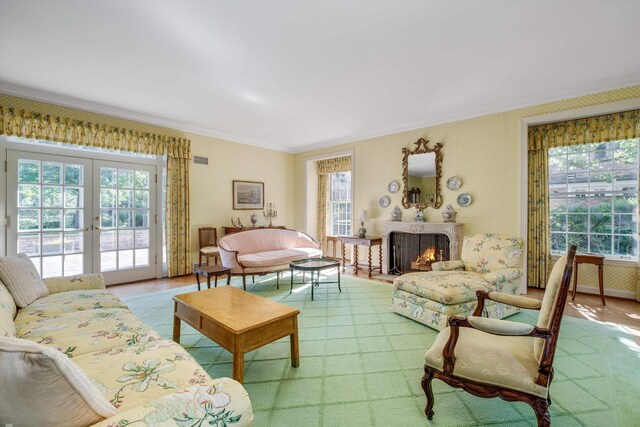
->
[530,397,551,427]
[242,275,247,291]
[421,366,435,420]
[276,271,280,289]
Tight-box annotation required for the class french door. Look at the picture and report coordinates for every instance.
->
[6,150,158,285]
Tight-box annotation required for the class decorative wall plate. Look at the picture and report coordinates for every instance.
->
[388,180,400,193]
[379,195,391,208]
[457,193,472,207]
[446,176,462,191]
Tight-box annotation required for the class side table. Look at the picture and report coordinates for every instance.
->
[194,265,231,290]
[572,253,605,305]
[339,235,383,277]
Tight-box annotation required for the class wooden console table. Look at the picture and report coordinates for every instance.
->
[339,235,383,277]
[572,253,606,305]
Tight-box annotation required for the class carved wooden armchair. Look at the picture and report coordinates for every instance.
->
[422,245,576,427]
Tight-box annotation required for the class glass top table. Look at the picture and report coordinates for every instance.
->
[289,257,341,300]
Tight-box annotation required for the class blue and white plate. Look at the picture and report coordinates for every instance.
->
[457,193,472,207]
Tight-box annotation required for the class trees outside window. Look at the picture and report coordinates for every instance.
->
[329,172,351,236]
[549,139,638,259]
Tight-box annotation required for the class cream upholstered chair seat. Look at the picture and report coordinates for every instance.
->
[421,247,577,427]
[392,233,524,330]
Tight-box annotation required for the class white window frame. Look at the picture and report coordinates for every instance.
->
[328,171,352,237]
[548,139,639,261]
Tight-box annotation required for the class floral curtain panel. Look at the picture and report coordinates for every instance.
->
[316,156,352,251]
[0,106,192,277]
[527,109,640,296]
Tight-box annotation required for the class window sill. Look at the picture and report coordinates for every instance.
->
[550,254,637,267]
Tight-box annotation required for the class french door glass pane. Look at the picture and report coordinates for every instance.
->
[14,157,86,278]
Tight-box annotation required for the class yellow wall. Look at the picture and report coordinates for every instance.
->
[293,85,640,296]
[0,94,294,265]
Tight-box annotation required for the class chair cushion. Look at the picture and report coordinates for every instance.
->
[238,248,322,268]
[15,308,161,358]
[72,340,216,412]
[425,326,547,398]
[394,271,490,305]
[0,254,49,308]
[0,336,118,427]
[0,282,16,337]
[200,246,220,255]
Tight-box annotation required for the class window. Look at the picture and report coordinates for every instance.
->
[549,138,639,259]
[329,171,351,236]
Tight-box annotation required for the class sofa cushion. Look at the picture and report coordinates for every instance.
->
[238,248,322,268]
[15,308,161,358]
[15,289,128,324]
[0,282,16,337]
[44,273,106,294]
[0,254,49,308]
[0,336,118,427]
[73,340,216,412]
[91,383,254,427]
[394,271,491,305]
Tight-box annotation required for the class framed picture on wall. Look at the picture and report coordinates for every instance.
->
[233,180,264,210]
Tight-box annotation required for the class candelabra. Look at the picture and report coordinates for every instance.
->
[263,202,278,227]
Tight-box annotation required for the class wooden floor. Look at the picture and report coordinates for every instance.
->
[110,268,640,340]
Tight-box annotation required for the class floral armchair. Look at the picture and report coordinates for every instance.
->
[391,234,525,330]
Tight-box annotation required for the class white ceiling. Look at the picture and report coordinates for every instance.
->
[1,1,640,153]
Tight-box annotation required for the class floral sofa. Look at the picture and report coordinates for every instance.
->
[0,270,253,427]
[391,233,524,330]
[218,228,322,289]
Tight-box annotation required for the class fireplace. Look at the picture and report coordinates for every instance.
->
[381,222,463,275]
[388,232,450,274]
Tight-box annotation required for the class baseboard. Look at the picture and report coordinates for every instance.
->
[575,285,635,300]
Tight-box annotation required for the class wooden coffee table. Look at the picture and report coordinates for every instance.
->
[172,286,300,383]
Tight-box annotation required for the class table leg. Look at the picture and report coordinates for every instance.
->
[342,246,346,272]
[290,316,300,368]
[207,274,211,289]
[290,268,294,294]
[311,270,315,301]
[195,272,201,291]
[572,263,578,301]
[598,264,605,305]
[172,302,181,343]
[337,268,341,292]
[232,338,245,384]
[368,246,372,277]
[214,274,218,288]
[354,245,359,275]
[378,244,383,275]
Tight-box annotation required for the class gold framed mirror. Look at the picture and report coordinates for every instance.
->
[401,138,443,209]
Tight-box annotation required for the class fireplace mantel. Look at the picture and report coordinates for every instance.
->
[380,222,463,274]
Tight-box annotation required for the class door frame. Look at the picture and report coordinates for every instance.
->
[0,137,164,282]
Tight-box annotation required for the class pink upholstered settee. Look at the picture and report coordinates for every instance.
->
[217,228,322,289]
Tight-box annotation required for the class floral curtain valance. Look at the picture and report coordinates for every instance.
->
[0,106,191,159]
[0,105,192,277]
[317,156,352,175]
[528,109,640,150]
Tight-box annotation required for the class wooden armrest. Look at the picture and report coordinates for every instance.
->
[472,290,542,316]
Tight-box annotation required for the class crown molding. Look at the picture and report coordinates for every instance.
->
[0,81,290,153]
[290,71,640,153]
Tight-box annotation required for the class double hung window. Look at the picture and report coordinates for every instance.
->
[328,171,351,236]
[548,138,639,259]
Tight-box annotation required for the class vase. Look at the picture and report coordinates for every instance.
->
[442,205,457,223]
[250,213,258,227]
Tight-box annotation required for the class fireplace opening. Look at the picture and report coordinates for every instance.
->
[388,232,450,274]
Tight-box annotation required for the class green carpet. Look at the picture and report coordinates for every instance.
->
[124,273,640,426]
